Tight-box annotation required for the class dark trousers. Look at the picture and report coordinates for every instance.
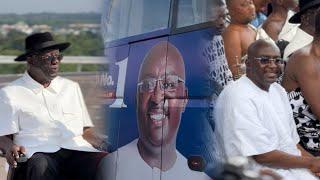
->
[11,149,107,180]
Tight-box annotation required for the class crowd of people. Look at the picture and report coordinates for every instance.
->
[215,0,320,179]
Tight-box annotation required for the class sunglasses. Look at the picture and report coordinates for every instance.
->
[38,54,64,62]
[254,56,284,65]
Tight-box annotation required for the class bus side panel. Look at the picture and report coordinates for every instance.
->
[103,28,223,179]
[104,37,169,180]
[169,27,221,177]
[104,44,130,151]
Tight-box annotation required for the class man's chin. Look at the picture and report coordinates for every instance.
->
[244,16,255,24]
[149,139,163,147]
[149,134,171,147]
[48,73,58,80]
[265,77,277,85]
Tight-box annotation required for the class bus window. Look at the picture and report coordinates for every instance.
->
[176,0,218,28]
[102,0,171,43]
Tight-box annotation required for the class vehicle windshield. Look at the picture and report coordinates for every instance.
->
[101,0,171,43]
[101,0,220,43]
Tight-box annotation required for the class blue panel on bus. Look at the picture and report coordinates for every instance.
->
[102,27,224,179]
[169,27,222,177]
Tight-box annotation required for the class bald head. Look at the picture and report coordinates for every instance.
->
[138,41,185,81]
[136,41,187,153]
[247,39,280,60]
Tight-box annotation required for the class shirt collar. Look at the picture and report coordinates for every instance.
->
[296,27,313,40]
[22,72,61,94]
[283,27,313,60]
[48,76,61,94]
[241,75,274,94]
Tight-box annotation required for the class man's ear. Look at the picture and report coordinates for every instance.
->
[26,56,34,65]
[245,57,251,70]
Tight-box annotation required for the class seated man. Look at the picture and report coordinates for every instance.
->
[0,32,108,180]
[215,39,320,179]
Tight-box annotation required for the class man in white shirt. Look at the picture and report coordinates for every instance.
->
[97,41,211,180]
[0,32,108,180]
[283,0,320,60]
[215,39,320,179]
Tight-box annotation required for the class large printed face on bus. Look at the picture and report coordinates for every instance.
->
[136,41,187,149]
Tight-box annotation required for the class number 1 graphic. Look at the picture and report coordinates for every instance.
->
[110,57,128,108]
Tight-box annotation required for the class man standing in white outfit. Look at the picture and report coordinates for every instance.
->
[215,39,320,179]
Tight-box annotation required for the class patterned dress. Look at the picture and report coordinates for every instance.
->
[202,35,234,175]
[203,35,233,88]
[288,88,320,155]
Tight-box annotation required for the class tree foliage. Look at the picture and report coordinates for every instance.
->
[0,13,103,56]
[0,31,104,56]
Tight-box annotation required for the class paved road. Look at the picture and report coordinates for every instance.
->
[0,72,106,179]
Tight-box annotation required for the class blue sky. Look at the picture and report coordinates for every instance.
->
[0,0,104,14]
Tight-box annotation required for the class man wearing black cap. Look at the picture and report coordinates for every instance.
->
[283,0,320,60]
[0,32,108,180]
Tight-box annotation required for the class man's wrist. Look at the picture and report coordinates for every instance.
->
[0,136,14,154]
[97,140,111,152]
[302,156,316,170]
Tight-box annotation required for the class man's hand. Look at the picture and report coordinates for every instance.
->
[309,158,320,175]
[83,127,110,152]
[260,168,283,180]
[5,145,26,168]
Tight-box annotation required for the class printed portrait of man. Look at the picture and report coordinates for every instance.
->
[97,41,211,180]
